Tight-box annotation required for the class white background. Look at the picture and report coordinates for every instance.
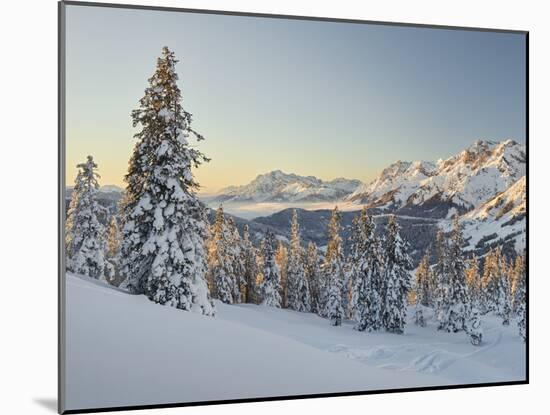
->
[0,0,545,414]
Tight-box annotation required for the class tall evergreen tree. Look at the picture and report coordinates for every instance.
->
[465,307,483,346]
[305,241,323,314]
[208,206,236,304]
[415,250,433,307]
[275,241,289,307]
[414,250,432,327]
[465,255,481,307]
[513,253,526,342]
[227,217,244,303]
[433,229,450,328]
[118,47,214,315]
[325,207,345,326]
[260,231,282,307]
[482,247,511,324]
[438,216,470,332]
[351,208,383,332]
[105,215,121,283]
[381,215,412,334]
[242,224,259,304]
[286,210,310,312]
[65,155,106,280]
[510,253,525,314]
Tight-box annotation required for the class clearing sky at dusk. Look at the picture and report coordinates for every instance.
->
[65,5,526,192]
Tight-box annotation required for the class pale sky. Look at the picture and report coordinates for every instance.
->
[65,4,526,193]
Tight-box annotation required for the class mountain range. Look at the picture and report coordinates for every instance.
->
[205,139,526,256]
[347,139,526,219]
[64,139,526,262]
[210,170,362,203]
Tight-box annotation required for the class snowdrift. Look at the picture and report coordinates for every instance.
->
[64,273,526,411]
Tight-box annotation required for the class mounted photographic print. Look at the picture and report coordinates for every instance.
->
[58,1,528,413]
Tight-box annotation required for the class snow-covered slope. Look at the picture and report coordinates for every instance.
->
[347,140,526,218]
[212,170,362,203]
[64,273,526,411]
[458,175,526,252]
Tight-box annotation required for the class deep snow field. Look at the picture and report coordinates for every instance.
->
[64,273,526,411]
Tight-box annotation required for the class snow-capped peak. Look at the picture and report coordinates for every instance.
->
[213,171,362,203]
[346,139,525,218]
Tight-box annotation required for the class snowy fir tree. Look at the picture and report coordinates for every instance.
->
[208,206,237,304]
[438,216,470,333]
[286,210,310,312]
[465,307,483,346]
[415,250,433,307]
[118,47,214,316]
[480,250,497,314]
[482,247,511,325]
[414,250,432,327]
[341,263,353,319]
[510,253,526,314]
[348,211,364,320]
[105,215,121,283]
[65,155,106,279]
[227,217,245,303]
[381,215,412,334]
[433,230,450,329]
[324,207,346,326]
[241,224,259,304]
[275,241,289,307]
[305,241,323,314]
[260,230,282,307]
[512,253,526,341]
[465,255,481,308]
[350,208,383,332]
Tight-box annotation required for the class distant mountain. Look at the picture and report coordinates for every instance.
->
[211,170,362,203]
[346,139,526,219]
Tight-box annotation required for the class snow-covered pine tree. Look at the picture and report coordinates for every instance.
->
[118,47,214,316]
[513,253,526,342]
[438,216,470,333]
[415,250,432,307]
[227,217,244,303]
[414,250,432,327]
[208,206,236,304]
[286,209,310,312]
[482,247,511,325]
[242,224,259,304]
[381,215,412,334]
[65,155,106,280]
[465,307,483,346]
[465,255,481,308]
[510,253,525,314]
[325,207,346,326]
[275,241,289,307]
[105,215,121,283]
[305,241,323,314]
[496,248,512,326]
[341,262,353,319]
[433,229,450,329]
[480,249,496,314]
[260,230,282,307]
[348,211,364,320]
[351,208,384,332]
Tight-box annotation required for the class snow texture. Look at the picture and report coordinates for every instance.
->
[64,272,526,411]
